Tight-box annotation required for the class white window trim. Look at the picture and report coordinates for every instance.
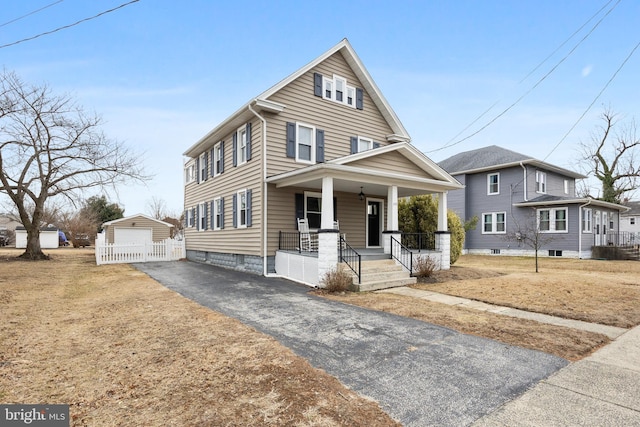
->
[487,173,500,195]
[184,161,196,185]
[185,207,194,228]
[582,208,592,233]
[304,191,322,230]
[536,171,547,194]
[296,122,316,164]
[199,153,207,182]
[322,74,356,108]
[237,126,248,166]
[213,141,223,177]
[197,202,207,231]
[482,212,506,234]
[213,197,222,230]
[237,189,248,229]
[357,136,373,153]
[564,179,569,195]
[538,207,568,233]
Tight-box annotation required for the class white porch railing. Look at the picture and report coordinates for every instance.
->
[95,238,186,265]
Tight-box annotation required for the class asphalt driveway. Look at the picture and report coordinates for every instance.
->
[135,261,568,426]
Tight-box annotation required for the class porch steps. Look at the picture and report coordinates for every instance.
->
[344,259,416,292]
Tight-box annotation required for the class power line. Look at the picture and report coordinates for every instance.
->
[428,0,621,154]
[0,0,64,28]
[0,0,140,50]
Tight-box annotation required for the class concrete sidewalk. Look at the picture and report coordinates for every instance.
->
[474,325,640,426]
[378,287,627,339]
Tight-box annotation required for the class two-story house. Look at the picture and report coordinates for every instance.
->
[439,145,629,258]
[182,39,462,288]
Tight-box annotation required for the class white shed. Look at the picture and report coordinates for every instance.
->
[15,226,60,249]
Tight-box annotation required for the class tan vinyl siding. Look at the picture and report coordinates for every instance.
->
[184,118,263,256]
[105,215,172,243]
[349,151,436,179]
[265,52,395,177]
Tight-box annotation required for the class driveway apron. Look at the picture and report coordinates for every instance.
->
[135,261,568,426]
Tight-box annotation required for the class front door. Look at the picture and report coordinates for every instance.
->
[367,199,382,247]
[594,211,601,245]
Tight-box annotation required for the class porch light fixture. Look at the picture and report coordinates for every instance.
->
[358,187,365,201]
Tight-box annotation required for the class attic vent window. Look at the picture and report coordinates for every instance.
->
[314,72,363,110]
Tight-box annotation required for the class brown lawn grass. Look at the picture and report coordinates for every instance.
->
[0,248,399,427]
[322,255,640,361]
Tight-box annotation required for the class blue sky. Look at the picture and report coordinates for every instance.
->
[2,0,639,216]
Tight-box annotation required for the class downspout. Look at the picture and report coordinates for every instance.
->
[579,199,592,259]
[520,162,528,202]
[248,101,269,276]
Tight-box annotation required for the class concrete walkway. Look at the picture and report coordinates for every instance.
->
[134,261,568,427]
[474,325,640,426]
[378,287,627,339]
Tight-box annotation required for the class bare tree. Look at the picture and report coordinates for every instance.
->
[581,109,640,203]
[59,209,99,248]
[504,208,556,273]
[0,71,148,260]
[146,196,168,220]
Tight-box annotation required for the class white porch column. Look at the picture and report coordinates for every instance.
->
[436,192,451,270]
[383,185,400,254]
[317,176,338,286]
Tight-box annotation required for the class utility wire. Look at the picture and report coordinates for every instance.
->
[428,0,621,154]
[0,0,140,50]
[0,0,64,28]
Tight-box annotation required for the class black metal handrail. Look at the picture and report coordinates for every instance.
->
[391,236,414,276]
[596,231,640,247]
[401,232,435,251]
[339,236,361,284]
[278,231,318,252]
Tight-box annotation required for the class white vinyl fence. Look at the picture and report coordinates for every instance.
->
[95,238,185,265]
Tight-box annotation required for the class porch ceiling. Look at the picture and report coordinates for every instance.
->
[266,163,462,197]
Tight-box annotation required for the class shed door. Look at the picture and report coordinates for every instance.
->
[114,227,152,244]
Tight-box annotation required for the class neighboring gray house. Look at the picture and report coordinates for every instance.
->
[620,201,640,235]
[439,145,629,258]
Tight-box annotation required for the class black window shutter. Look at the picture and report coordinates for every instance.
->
[203,203,208,229]
[195,157,201,184]
[191,208,195,227]
[210,201,215,229]
[220,197,225,229]
[203,151,209,181]
[295,193,304,227]
[316,129,325,163]
[246,122,252,161]
[220,141,225,173]
[232,193,237,228]
[210,148,215,177]
[246,189,252,227]
[356,88,364,110]
[373,141,381,149]
[350,136,358,154]
[232,132,238,166]
[286,122,296,158]
[314,73,323,97]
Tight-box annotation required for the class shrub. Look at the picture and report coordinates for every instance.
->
[413,255,438,278]
[447,210,465,264]
[320,266,353,293]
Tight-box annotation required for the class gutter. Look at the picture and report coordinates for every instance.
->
[520,162,528,202]
[247,101,269,276]
[578,199,592,259]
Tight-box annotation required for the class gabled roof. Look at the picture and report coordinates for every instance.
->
[184,38,410,158]
[102,214,174,228]
[266,142,463,196]
[621,201,640,216]
[438,145,586,179]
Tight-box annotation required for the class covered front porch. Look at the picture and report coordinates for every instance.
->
[267,143,463,289]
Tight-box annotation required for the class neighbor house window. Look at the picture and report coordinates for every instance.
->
[538,207,568,233]
[199,152,208,182]
[213,197,223,230]
[213,141,224,176]
[536,171,547,193]
[296,123,316,163]
[482,212,506,234]
[487,173,500,195]
[184,161,196,184]
[305,192,322,229]
[564,179,569,194]
[582,208,592,233]
[631,217,636,225]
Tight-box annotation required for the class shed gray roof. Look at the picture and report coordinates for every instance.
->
[438,145,585,179]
